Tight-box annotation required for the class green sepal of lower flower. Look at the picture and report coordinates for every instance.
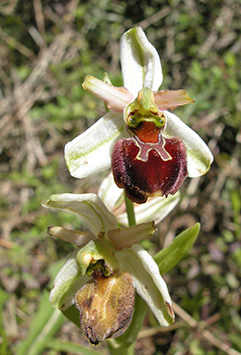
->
[76,239,120,275]
[124,88,166,129]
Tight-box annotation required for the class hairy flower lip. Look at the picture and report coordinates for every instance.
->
[112,136,188,204]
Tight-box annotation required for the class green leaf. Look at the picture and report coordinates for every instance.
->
[229,334,241,352]
[45,338,104,355]
[16,291,64,355]
[62,304,80,329]
[0,289,8,327]
[154,223,200,274]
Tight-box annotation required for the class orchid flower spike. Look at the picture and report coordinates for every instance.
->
[65,27,213,204]
[42,193,174,345]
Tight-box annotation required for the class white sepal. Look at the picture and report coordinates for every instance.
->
[65,111,125,179]
[49,250,90,310]
[120,27,163,97]
[98,173,123,212]
[42,193,117,235]
[116,244,174,326]
[98,174,180,226]
[164,111,213,177]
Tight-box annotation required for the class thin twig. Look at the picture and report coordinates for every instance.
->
[173,302,240,355]
[33,0,46,40]
[138,321,185,339]
[136,7,170,29]
[0,26,34,58]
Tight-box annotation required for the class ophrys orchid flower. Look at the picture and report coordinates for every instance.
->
[42,193,174,345]
[65,27,213,203]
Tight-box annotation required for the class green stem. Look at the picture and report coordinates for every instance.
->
[124,192,136,226]
[107,295,147,355]
[107,195,147,355]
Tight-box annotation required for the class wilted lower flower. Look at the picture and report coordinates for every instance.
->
[65,27,213,203]
[75,267,135,345]
[42,193,174,344]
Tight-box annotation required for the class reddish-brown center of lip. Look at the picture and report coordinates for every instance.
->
[131,121,161,144]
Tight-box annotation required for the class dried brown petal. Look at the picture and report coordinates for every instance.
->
[75,271,135,345]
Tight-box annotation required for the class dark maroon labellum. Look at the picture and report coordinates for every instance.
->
[112,136,188,204]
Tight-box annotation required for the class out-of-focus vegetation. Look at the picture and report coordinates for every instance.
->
[0,0,240,354]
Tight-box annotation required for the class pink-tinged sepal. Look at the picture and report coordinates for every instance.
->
[82,75,133,112]
[153,89,194,111]
[112,136,188,204]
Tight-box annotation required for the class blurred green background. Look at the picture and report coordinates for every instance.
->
[0,0,240,354]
